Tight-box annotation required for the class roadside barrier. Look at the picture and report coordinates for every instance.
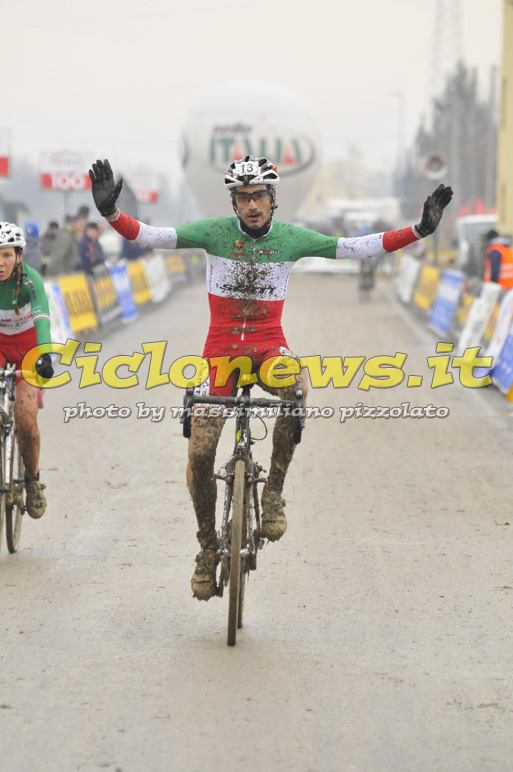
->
[127,261,152,306]
[87,265,121,327]
[44,250,204,344]
[395,254,421,304]
[412,264,441,312]
[56,274,98,335]
[108,263,138,323]
[428,270,465,336]
[395,256,513,403]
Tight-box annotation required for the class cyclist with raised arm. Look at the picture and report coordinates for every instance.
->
[0,223,54,518]
[89,157,452,601]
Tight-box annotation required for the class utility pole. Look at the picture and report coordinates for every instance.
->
[430,0,463,99]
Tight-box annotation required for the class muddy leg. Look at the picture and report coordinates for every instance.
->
[186,412,225,549]
[258,370,308,540]
[263,370,309,493]
[14,380,40,477]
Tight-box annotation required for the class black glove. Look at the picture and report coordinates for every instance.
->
[35,353,54,379]
[415,184,454,238]
[89,159,123,218]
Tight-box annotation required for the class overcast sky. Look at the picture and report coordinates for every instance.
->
[5,0,503,188]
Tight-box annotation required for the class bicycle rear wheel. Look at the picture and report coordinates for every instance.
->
[227,459,246,646]
[6,429,24,554]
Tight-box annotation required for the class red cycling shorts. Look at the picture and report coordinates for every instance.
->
[199,325,298,397]
[0,328,38,383]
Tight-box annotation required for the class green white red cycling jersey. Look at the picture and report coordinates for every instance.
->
[0,264,50,371]
[109,211,421,394]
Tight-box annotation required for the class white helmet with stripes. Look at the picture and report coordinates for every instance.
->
[0,222,26,250]
[224,155,280,191]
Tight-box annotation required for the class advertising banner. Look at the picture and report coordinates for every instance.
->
[413,264,441,311]
[165,254,186,275]
[40,150,92,191]
[108,263,138,323]
[395,254,421,304]
[457,282,502,354]
[143,254,171,303]
[57,274,98,334]
[127,261,151,305]
[164,253,188,288]
[492,322,513,394]
[481,294,504,349]
[127,173,160,204]
[44,280,73,343]
[481,289,513,377]
[87,266,121,327]
[0,129,10,177]
[429,270,465,336]
[450,277,482,339]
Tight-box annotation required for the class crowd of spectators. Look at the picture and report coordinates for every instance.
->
[21,206,152,279]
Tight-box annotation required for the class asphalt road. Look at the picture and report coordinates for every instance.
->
[1,271,513,772]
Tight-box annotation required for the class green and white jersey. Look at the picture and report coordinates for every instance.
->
[0,264,51,344]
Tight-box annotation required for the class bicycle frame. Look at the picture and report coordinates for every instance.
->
[182,384,304,643]
[0,367,18,495]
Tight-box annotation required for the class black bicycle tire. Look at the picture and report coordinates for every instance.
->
[227,459,246,646]
[237,564,247,629]
[237,481,250,629]
[6,429,24,554]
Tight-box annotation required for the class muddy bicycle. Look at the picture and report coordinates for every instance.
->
[0,367,44,554]
[182,383,304,646]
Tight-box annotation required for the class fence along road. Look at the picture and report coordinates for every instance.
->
[1,272,512,772]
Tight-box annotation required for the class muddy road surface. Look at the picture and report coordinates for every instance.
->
[1,272,513,772]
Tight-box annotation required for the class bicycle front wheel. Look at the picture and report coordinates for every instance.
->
[227,459,246,646]
[6,429,24,554]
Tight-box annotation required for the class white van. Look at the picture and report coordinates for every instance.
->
[454,213,498,277]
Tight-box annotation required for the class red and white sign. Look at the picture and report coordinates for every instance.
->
[135,190,158,204]
[40,150,92,191]
[128,174,159,204]
[421,153,448,181]
[0,129,10,177]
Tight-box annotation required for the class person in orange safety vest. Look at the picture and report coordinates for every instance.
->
[484,229,513,289]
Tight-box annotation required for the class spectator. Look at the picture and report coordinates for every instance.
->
[23,222,43,272]
[120,238,150,260]
[40,221,59,276]
[79,222,106,275]
[46,215,80,277]
[484,229,513,289]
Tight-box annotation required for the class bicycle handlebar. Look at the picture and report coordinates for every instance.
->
[0,369,32,379]
[185,394,301,409]
[182,387,304,442]
[0,369,45,408]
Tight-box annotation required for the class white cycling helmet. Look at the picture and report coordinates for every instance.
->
[0,222,26,250]
[224,155,280,191]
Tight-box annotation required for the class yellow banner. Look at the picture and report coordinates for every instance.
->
[482,299,501,344]
[127,261,151,305]
[166,255,186,275]
[413,265,441,311]
[455,294,474,327]
[91,273,117,312]
[57,275,98,334]
[424,249,457,266]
